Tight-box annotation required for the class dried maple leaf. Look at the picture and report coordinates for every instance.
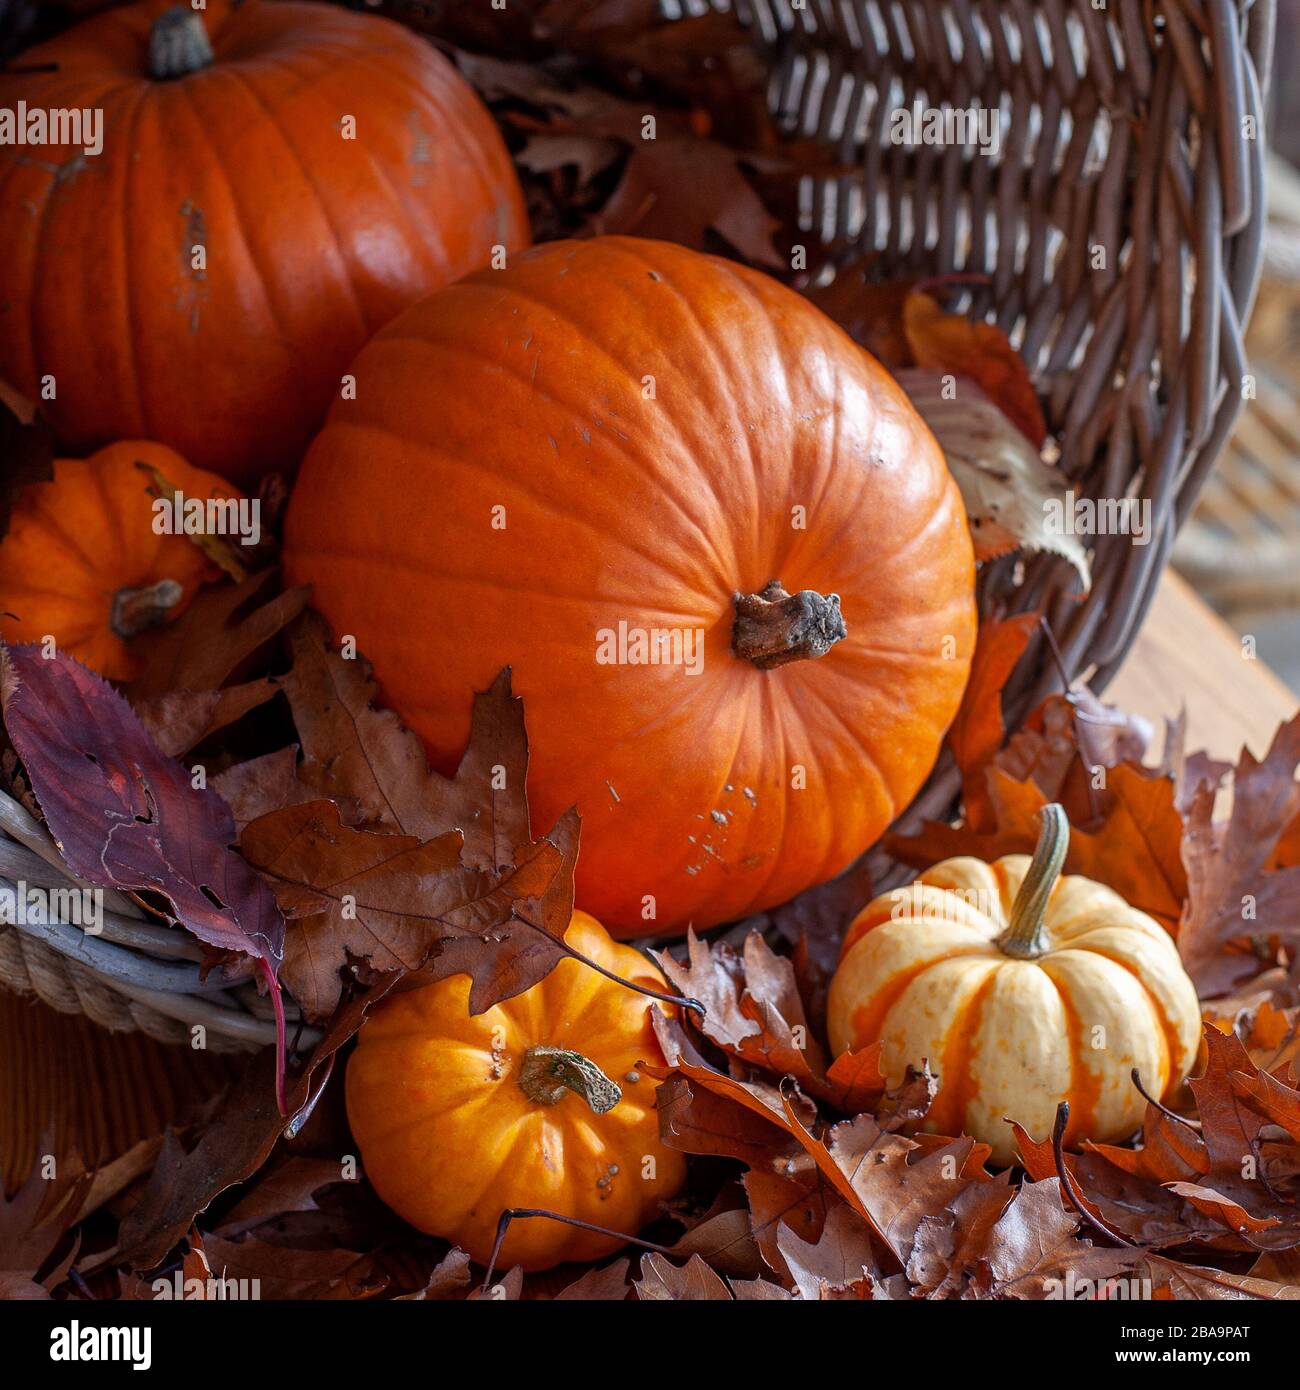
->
[893,760,1187,934]
[947,613,1039,831]
[1179,714,1300,996]
[274,615,533,862]
[598,138,783,266]
[238,650,582,1019]
[242,800,563,1020]
[903,290,1048,448]
[895,370,1089,587]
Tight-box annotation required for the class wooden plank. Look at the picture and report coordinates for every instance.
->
[1107,569,1298,762]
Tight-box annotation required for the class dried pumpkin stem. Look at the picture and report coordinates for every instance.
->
[517,1046,621,1114]
[109,578,184,639]
[732,580,847,670]
[149,6,215,80]
[997,803,1069,960]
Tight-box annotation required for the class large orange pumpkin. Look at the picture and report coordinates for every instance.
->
[346,911,687,1272]
[0,0,529,486]
[0,440,239,680]
[284,236,976,937]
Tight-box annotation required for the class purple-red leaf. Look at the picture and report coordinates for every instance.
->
[0,644,288,1105]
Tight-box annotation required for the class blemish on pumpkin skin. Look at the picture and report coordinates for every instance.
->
[177,200,207,335]
[19,150,89,187]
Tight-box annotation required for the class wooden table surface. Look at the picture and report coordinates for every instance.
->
[1108,569,1298,762]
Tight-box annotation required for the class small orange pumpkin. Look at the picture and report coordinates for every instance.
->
[0,441,239,679]
[346,911,687,1272]
[827,805,1201,1166]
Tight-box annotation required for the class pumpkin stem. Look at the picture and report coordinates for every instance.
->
[149,6,215,80]
[997,803,1069,960]
[517,1046,622,1114]
[732,580,847,670]
[110,579,184,639]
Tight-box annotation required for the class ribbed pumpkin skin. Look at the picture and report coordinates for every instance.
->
[0,0,529,486]
[827,856,1202,1166]
[284,236,976,937]
[345,911,687,1272]
[0,441,237,679]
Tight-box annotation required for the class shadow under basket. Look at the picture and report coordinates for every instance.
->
[0,0,1273,1052]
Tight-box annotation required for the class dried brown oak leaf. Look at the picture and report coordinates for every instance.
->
[654,929,886,1112]
[240,655,577,1020]
[129,568,309,701]
[0,1141,89,1299]
[776,1200,887,1301]
[241,800,562,1021]
[1179,713,1300,996]
[635,1251,733,1301]
[776,1104,992,1269]
[893,758,1186,935]
[116,973,400,1272]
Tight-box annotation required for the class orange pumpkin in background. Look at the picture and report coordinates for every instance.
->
[285,236,977,937]
[0,441,239,680]
[0,0,529,486]
[346,911,687,1272]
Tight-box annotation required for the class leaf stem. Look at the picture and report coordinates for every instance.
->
[513,908,705,1019]
[481,1208,679,1292]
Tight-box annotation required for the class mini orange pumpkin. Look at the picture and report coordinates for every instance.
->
[827,805,1201,1166]
[0,440,239,679]
[346,911,687,1272]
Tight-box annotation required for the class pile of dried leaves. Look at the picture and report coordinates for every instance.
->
[2,0,1299,1306]
[4,576,1300,1302]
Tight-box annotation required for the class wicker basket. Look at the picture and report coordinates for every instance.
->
[0,789,317,1054]
[0,0,1272,1052]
